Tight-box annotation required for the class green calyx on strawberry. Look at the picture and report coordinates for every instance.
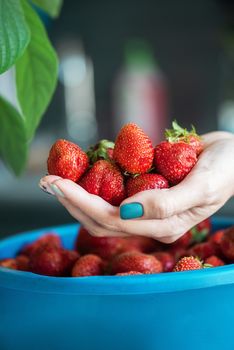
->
[165,120,203,155]
[86,139,115,164]
[189,218,211,244]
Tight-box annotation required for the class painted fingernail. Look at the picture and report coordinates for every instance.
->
[39,178,55,195]
[49,183,65,198]
[120,203,144,220]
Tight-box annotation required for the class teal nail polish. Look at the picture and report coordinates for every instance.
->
[120,203,144,220]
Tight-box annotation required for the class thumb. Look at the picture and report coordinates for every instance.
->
[120,173,204,220]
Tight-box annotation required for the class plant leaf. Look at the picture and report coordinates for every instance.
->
[0,0,30,74]
[16,0,58,140]
[0,96,28,175]
[31,0,63,18]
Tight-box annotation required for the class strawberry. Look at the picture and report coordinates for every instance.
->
[126,173,169,197]
[113,123,154,174]
[75,227,125,260]
[187,242,216,260]
[29,246,78,277]
[173,256,203,272]
[21,233,62,257]
[220,227,234,261]
[116,271,143,276]
[167,246,187,261]
[60,249,80,276]
[71,254,104,277]
[170,231,193,249]
[47,139,89,182]
[120,236,161,254]
[171,218,211,249]
[152,252,175,272]
[209,230,225,245]
[189,218,211,243]
[165,120,203,156]
[205,255,224,267]
[79,160,126,206]
[16,255,30,271]
[154,141,197,185]
[111,252,163,274]
[0,258,18,270]
[86,139,115,164]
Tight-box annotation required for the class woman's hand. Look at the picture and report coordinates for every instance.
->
[39,131,234,243]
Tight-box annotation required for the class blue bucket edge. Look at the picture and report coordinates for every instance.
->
[0,216,234,296]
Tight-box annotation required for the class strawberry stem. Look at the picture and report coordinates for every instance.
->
[165,120,199,143]
[87,140,115,164]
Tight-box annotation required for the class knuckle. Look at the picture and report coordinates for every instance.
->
[151,199,167,219]
[88,225,104,237]
[203,184,218,206]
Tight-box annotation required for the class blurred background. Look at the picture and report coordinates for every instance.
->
[0,0,234,237]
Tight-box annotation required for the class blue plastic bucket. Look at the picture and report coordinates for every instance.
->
[0,217,234,350]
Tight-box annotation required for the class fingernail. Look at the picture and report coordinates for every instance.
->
[49,183,65,198]
[120,203,144,220]
[39,178,55,195]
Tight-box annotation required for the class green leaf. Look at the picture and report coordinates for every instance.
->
[0,96,28,175]
[16,0,58,140]
[31,0,63,18]
[0,0,30,74]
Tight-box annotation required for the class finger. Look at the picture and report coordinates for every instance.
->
[120,172,205,220]
[40,176,130,235]
[58,197,129,238]
[41,176,119,223]
[59,193,188,243]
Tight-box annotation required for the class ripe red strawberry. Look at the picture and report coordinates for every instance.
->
[152,252,175,272]
[71,254,104,277]
[47,139,89,182]
[171,218,211,250]
[173,256,203,272]
[16,255,30,271]
[126,173,169,197]
[188,242,216,260]
[21,233,62,257]
[165,120,203,156]
[167,246,187,261]
[75,227,125,260]
[220,227,234,261]
[120,236,161,254]
[60,249,80,276]
[170,231,193,249]
[79,160,125,206]
[205,255,224,267]
[209,230,225,247]
[111,252,163,274]
[154,141,197,185]
[0,258,18,270]
[189,218,211,243]
[86,139,115,164]
[116,271,143,276]
[113,123,154,174]
[29,246,77,277]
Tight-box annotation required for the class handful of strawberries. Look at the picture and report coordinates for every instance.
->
[47,120,203,205]
[1,120,234,277]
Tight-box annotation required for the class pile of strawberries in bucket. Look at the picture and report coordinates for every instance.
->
[1,121,233,276]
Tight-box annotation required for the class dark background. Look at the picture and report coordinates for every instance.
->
[0,0,234,237]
